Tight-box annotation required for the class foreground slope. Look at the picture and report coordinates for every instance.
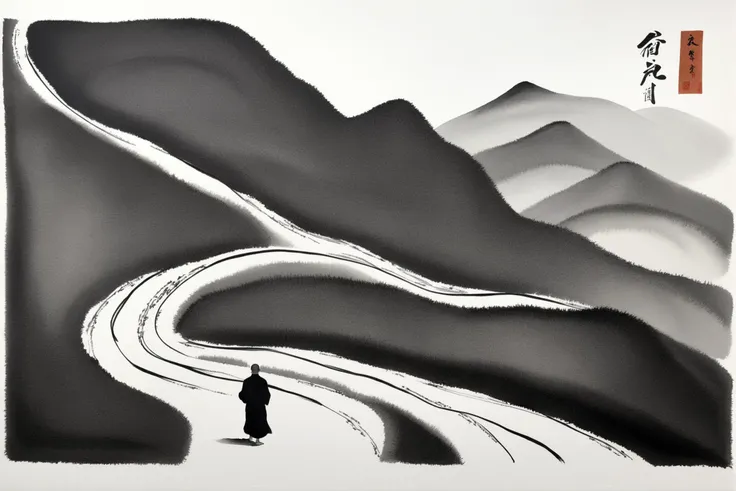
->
[4,20,268,463]
[179,276,732,466]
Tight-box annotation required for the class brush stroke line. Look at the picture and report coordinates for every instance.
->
[151,249,633,460]
[98,268,383,457]
[80,214,639,463]
[141,253,542,461]
[85,246,636,464]
[150,264,552,461]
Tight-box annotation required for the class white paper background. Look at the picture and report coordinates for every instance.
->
[0,0,734,489]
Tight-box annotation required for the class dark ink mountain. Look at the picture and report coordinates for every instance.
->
[24,19,732,359]
[4,19,268,464]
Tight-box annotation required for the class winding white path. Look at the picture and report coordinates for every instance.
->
[14,21,640,469]
[81,246,639,466]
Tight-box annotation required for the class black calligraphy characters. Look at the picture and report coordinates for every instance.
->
[637,30,667,104]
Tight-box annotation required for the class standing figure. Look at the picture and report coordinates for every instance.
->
[238,363,272,445]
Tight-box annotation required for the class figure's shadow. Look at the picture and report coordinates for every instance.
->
[218,438,258,446]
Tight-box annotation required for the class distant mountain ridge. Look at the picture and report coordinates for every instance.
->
[522,161,733,279]
[473,120,626,183]
[523,161,734,253]
[437,81,732,182]
[469,81,554,113]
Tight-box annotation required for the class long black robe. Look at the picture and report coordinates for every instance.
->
[239,374,272,439]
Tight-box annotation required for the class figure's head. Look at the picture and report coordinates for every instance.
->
[251,363,260,374]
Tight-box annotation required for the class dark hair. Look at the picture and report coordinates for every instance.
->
[251,363,260,373]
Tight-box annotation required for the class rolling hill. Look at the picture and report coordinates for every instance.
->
[179,276,732,466]
[524,161,733,251]
[468,121,625,210]
[523,162,733,280]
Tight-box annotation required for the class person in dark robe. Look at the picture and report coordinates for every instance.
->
[238,363,272,445]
